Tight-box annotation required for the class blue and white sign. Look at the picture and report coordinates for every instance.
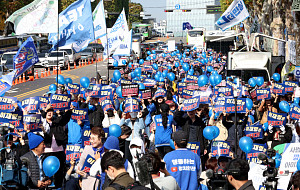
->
[175,4,180,10]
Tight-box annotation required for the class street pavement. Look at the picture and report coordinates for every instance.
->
[5,37,180,100]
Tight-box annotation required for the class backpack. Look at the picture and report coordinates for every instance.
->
[110,181,151,190]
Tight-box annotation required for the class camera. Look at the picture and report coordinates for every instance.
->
[258,149,278,190]
[206,167,234,190]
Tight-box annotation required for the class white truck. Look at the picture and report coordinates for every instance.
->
[45,51,69,69]
[59,44,81,64]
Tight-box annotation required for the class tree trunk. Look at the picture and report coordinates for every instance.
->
[295,11,300,66]
[270,0,284,56]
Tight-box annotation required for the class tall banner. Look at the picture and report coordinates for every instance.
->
[102,9,128,59]
[113,29,132,61]
[93,0,107,40]
[13,37,39,79]
[48,0,94,52]
[6,0,58,34]
[215,0,250,31]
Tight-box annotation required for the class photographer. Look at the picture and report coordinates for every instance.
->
[141,153,180,190]
[227,159,255,190]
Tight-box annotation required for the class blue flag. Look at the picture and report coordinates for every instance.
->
[48,0,94,53]
[13,37,39,79]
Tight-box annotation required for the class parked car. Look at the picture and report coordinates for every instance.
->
[149,42,158,50]
[161,45,168,51]
[166,31,174,37]
[44,51,69,69]
[0,51,17,65]
[88,43,104,53]
[35,52,48,67]
[80,47,97,61]
[132,34,142,42]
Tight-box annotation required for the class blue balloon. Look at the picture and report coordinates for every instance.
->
[211,126,220,139]
[157,71,162,76]
[209,75,217,86]
[203,126,216,140]
[175,62,179,68]
[246,98,253,110]
[177,55,182,59]
[153,55,157,60]
[116,86,123,98]
[294,97,299,105]
[113,70,121,81]
[263,122,268,131]
[248,78,256,87]
[183,54,186,58]
[217,58,221,62]
[168,72,175,81]
[138,83,145,90]
[130,72,136,79]
[211,70,218,75]
[207,66,213,72]
[56,75,65,84]
[133,77,140,81]
[159,77,165,82]
[128,62,132,68]
[155,74,160,81]
[239,136,253,153]
[80,77,90,88]
[205,58,208,63]
[162,70,168,78]
[43,156,60,177]
[65,78,72,84]
[182,63,189,72]
[151,50,155,54]
[209,56,213,62]
[113,59,118,67]
[162,53,166,58]
[111,77,117,83]
[256,77,264,86]
[109,124,122,137]
[279,101,290,113]
[180,60,184,64]
[170,139,175,149]
[188,69,194,75]
[214,75,222,85]
[147,51,151,55]
[234,78,238,84]
[248,115,254,124]
[122,60,127,65]
[272,73,280,82]
[139,59,144,65]
[198,75,208,87]
[153,63,158,70]
[49,84,57,92]
[202,52,206,58]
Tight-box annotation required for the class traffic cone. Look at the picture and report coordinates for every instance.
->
[74,62,77,69]
[45,68,48,77]
[15,79,18,85]
[35,71,39,79]
[58,66,62,74]
[88,59,90,65]
[48,68,51,76]
[85,59,87,66]
[92,59,94,64]
[53,67,56,75]
[29,76,34,81]
[41,69,44,78]
[22,74,26,83]
[79,61,81,68]
[68,61,70,71]
[19,76,22,84]
[12,80,15,85]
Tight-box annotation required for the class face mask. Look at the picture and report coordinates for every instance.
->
[130,148,142,160]
[107,169,115,180]
[130,112,138,118]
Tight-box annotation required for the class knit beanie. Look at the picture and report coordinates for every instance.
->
[28,132,44,150]
[104,136,119,150]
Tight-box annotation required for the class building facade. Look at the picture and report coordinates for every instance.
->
[166,0,220,37]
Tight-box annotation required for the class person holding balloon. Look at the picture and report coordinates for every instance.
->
[76,127,105,190]
[21,133,52,189]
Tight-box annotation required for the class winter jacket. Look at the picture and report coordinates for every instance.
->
[41,109,72,147]
[67,118,88,144]
[174,110,207,156]
[267,126,292,148]
[21,151,46,189]
[80,102,104,128]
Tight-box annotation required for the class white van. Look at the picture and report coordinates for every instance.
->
[59,44,81,64]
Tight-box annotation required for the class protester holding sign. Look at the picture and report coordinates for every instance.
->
[76,127,105,190]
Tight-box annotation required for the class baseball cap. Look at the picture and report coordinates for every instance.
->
[172,130,188,144]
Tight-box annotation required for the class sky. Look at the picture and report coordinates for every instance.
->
[132,0,166,22]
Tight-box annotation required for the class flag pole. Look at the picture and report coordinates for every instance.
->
[106,27,109,81]
[56,2,59,87]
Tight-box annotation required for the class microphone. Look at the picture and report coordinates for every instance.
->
[135,160,151,186]
[206,169,214,179]
[258,153,267,161]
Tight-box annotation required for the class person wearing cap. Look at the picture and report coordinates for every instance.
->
[163,131,201,190]
[80,95,105,128]
[21,132,52,189]
[40,104,73,188]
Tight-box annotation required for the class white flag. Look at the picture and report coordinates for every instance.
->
[113,29,132,59]
[102,9,128,59]
[93,0,107,40]
[6,0,58,34]
[215,0,249,31]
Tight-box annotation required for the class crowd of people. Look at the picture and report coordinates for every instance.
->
[1,47,300,190]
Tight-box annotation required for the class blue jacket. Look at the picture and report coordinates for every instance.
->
[154,114,173,147]
[164,148,201,190]
[67,119,89,144]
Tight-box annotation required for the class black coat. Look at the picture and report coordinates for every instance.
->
[41,110,72,147]
[174,110,207,155]
[80,102,104,128]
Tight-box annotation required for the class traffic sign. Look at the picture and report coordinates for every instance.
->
[175,4,180,10]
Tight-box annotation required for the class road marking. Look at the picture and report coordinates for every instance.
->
[15,85,50,99]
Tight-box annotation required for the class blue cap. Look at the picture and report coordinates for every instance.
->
[104,136,119,150]
[28,132,44,150]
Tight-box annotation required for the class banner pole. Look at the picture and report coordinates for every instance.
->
[56,1,59,87]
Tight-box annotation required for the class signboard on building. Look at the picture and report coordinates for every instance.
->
[206,5,222,14]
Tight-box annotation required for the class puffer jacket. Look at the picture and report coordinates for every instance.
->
[21,151,45,190]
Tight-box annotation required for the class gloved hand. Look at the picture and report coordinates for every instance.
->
[280,125,286,134]
[268,124,273,133]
